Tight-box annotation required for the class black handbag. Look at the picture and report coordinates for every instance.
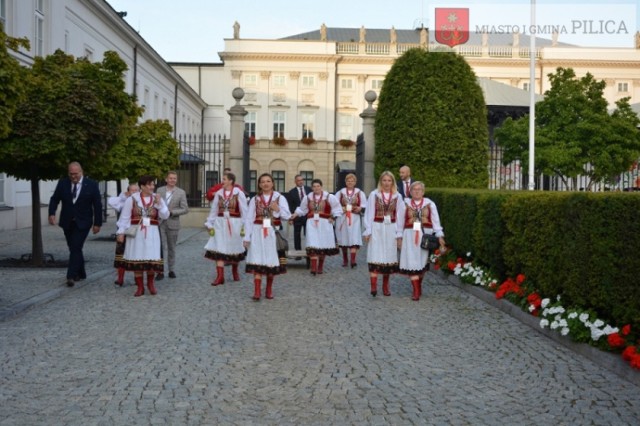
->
[274,229,289,252]
[420,233,440,251]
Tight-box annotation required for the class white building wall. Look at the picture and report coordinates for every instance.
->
[0,0,206,231]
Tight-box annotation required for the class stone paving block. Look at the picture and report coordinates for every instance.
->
[0,228,639,423]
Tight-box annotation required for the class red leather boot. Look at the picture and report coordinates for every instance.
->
[418,273,424,297]
[253,277,262,301]
[212,266,225,286]
[232,263,240,281]
[310,258,318,275]
[350,251,357,268]
[115,268,125,286]
[317,256,325,274]
[134,275,144,297]
[341,248,348,267]
[265,275,274,299]
[382,274,391,296]
[411,277,420,301]
[370,275,378,297]
[147,272,157,295]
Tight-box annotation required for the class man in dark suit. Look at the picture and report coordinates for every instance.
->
[286,174,312,251]
[48,161,102,287]
[397,165,413,199]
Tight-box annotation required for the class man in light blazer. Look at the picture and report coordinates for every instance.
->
[156,171,189,279]
[48,161,102,286]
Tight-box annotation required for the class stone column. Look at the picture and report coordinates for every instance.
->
[360,90,377,194]
[227,87,247,187]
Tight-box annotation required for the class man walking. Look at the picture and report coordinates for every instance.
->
[156,171,189,279]
[48,161,102,287]
[287,175,312,251]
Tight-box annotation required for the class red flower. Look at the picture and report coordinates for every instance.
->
[622,345,637,361]
[434,263,440,270]
[622,324,631,336]
[607,333,626,348]
[631,354,640,369]
[447,261,456,271]
[516,274,526,284]
[527,293,542,307]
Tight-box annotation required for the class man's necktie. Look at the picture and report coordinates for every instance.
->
[72,183,78,200]
[299,187,304,201]
[405,181,410,196]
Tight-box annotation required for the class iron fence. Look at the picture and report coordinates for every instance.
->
[489,144,640,192]
[177,133,227,207]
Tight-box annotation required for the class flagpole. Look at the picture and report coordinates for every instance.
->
[528,0,536,190]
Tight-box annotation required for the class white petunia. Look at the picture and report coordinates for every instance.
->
[579,313,589,322]
[541,298,550,308]
[561,327,570,336]
[540,319,549,328]
[568,312,578,319]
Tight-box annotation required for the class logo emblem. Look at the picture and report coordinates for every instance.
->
[435,8,470,47]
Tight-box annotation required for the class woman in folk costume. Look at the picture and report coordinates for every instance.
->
[116,176,170,297]
[108,183,139,286]
[243,173,291,301]
[398,181,446,301]
[290,179,342,275]
[334,173,366,268]
[363,171,405,297]
[205,172,248,286]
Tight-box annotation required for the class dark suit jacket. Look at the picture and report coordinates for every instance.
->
[287,185,312,223]
[48,176,103,231]
[397,179,413,199]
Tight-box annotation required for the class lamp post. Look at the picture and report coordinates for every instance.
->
[528,0,536,190]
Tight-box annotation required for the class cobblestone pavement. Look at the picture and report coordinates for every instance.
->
[0,226,639,425]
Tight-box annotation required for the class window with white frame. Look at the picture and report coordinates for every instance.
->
[249,170,257,195]
[143,87,150,119]
[271,170,286,193]
[34,0,45,57]
[301,75,315,88]
[338,113,353,141]
[341,78,354,90]
[273,111,285,138]
[245,111,257,137]
[83,46,93,61]
[371,79,384,90]
[0,172,5,205]
[244,73,258,87]
[301,112,314,139]
[300,171,314,187]
[273,74,286,87]
[522,82,530,91]
[618,82,629,92]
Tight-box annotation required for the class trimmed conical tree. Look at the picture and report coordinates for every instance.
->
[375,48,488,188]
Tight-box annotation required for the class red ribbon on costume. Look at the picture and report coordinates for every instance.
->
[415,230,420,246]
[346,211,352,226]
[139,194,154,239]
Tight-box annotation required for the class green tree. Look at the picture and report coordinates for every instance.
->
[0,23,29,138]
[495,67,640,190]
[375,48,489,188]
[0,49,141,265]
[92,119,181,183]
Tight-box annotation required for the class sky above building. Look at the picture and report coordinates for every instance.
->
[105,0,639,62]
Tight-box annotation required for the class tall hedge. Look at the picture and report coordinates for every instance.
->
[375,48,488,188]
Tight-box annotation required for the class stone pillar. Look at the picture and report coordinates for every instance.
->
[360,90,377,194]
[227,87,247,187]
